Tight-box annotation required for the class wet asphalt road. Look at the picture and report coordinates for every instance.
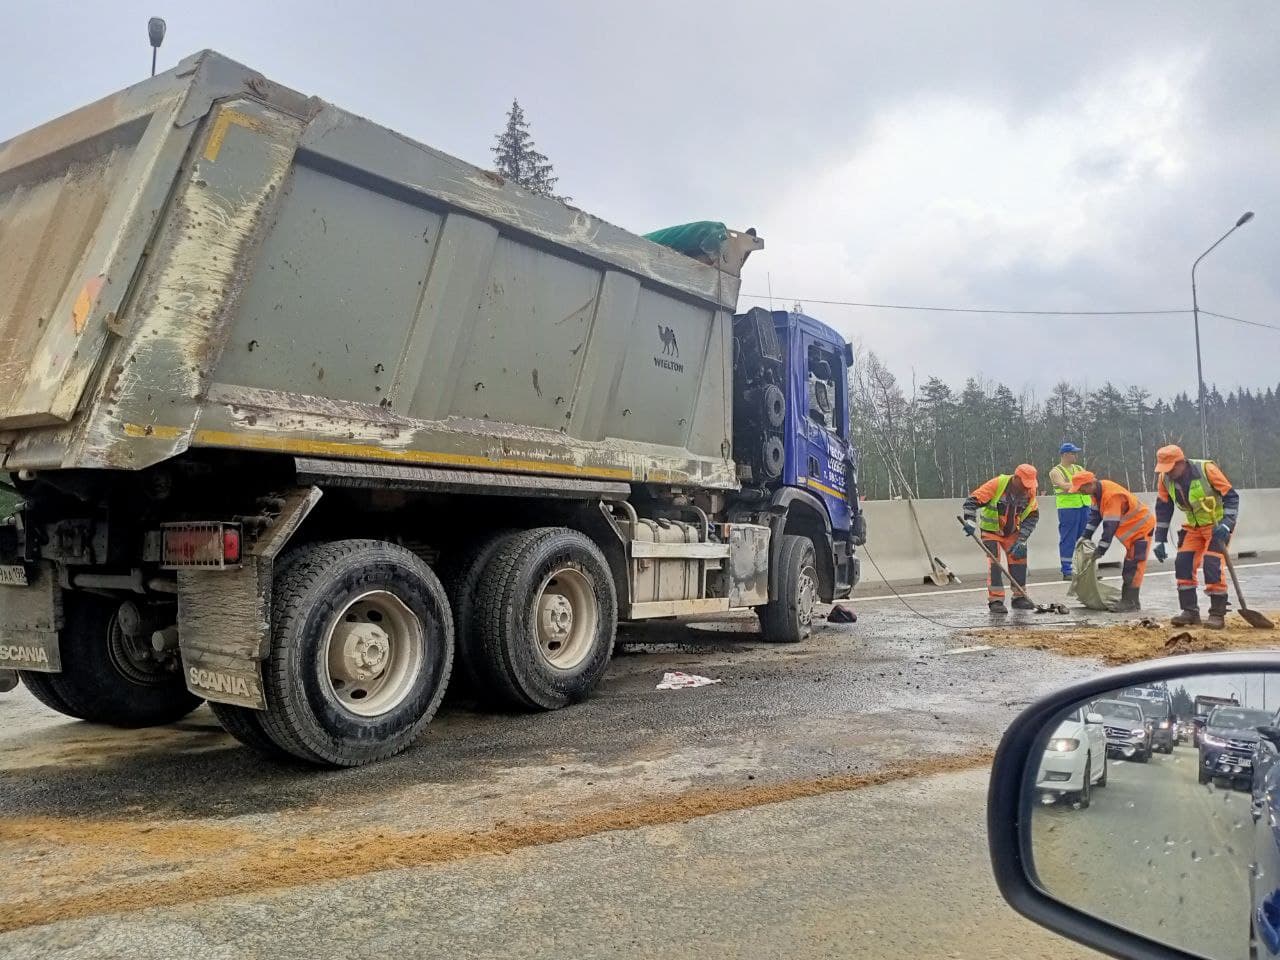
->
[1033,740,1252,960]
[0,561,1276,957]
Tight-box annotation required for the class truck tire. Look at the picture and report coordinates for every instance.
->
[439,529,519,696]
[18,670,83,719]
[259,540,453,767]
[759,535,819,644]
[210,701,296,759]
[473,527,616,710]
[41,595,201,727]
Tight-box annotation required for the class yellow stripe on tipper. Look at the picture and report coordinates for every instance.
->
[805,477,847,501]
[122,423,637,481]
[203,109,267,162]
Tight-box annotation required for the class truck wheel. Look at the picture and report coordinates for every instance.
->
[474,527,616,710]
[439,529,519,696]
[18,670,83,719]
[41,595,201,727]
[759,535,819,644]
[210,701,296,759]
[259,540,453,767]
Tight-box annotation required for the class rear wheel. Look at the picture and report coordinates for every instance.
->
[473,527,616,710]
[40,595,201,727]
[259,540,453,767]
[759,535,819,644]
[439,529,519,696]
[210,701,295,758]
[18,670,83,718]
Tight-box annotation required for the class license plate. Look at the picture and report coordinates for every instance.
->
[0,565,28,587]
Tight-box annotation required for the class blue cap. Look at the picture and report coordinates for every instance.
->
[1060,442,1082,454]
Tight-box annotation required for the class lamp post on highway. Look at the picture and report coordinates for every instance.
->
[148,17,166,77]
[1191,211,1254,456]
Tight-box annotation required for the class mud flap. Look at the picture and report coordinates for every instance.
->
[177,486,321,709]
[0,563,63,672]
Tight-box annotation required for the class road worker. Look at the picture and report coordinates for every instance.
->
[1152,444,1240,629]
[1048,442,1090,581]
[962,464,1039,614]
[1071,471,1154,613]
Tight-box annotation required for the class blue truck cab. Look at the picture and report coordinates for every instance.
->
[731,307,863,601]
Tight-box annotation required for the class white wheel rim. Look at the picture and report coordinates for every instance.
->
[323,590,424,717]
[797,564,817,627]
[535,566,597,670]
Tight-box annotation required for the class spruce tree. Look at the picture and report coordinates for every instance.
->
[491,99,566,200]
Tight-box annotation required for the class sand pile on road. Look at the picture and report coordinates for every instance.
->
[0,750,991,934]
[967,613,1280,665]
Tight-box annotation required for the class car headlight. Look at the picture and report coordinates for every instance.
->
[1201,733,1227,748]
[1130,730,1146,740]
[1047,738,1080,753]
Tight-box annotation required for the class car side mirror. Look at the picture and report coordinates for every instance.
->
[988,653,1280,959]
[1084,712,1103,725]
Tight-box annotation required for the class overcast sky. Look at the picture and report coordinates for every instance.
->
[3,2,1276,399]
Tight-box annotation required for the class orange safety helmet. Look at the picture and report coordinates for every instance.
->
[1069,470,1098,492]
[1014,463,1038,491]
[1154,444,1185,474]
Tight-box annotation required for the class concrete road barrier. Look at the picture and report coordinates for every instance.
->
[857,488,1280,588]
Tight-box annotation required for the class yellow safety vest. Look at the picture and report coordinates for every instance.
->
[980,475,1036,533]
[1050,461,1090,509]
[1162,459,1225,527]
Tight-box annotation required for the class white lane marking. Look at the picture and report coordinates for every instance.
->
[855,559,1280,603]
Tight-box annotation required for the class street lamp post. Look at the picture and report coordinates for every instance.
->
[1191,211,1255,456]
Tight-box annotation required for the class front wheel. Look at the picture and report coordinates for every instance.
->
[1096,755,1108,788]
[259,540,454,767]
[1077,757,1092,809]
[759,535,819,644]
[35,595,201,727]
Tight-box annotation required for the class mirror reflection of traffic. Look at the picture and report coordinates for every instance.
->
[1024,673,1280,960]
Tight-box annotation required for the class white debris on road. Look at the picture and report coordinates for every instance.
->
[944,645,993,656]
[656,672,723,690]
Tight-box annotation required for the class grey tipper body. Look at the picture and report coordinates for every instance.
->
[0,51,741,487]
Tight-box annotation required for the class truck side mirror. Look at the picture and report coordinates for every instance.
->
[843,342,854,367]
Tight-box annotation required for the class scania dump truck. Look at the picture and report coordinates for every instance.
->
[0,51,862,766]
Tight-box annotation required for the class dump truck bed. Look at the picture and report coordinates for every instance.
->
[0,51,744,490]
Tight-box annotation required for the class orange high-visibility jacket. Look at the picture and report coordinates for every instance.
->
[1084,479,1154,551]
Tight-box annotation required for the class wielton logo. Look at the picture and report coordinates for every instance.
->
[654,324,683,372]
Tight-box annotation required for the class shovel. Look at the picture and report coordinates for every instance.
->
[956,516,1033,602]
[1223,553,1275,630]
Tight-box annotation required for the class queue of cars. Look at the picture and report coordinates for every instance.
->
[1036,686,1175,806]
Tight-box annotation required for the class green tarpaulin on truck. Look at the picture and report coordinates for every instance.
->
[643,221,729,259]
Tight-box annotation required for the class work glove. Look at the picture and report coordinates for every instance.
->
[1095,540,1111,558]
[1009,540,1028,560]
[1154,542,1167,563]
[961,519,976,537]
[1211,522,1233,551]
